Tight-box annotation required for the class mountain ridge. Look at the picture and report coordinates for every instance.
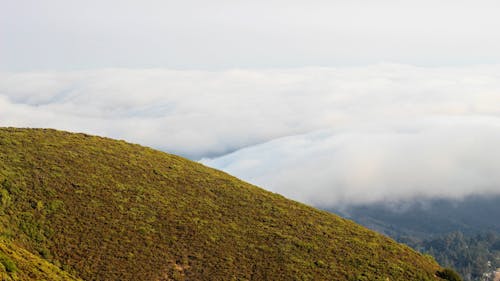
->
[0,127,448,280]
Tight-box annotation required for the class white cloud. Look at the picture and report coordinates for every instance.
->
[1,64,500,205]
[202,117,500,207]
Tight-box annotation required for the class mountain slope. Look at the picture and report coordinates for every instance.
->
[0,239,81,281]
[0,128,445,280]
[330,198,500,281]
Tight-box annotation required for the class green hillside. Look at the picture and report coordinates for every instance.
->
[0,128,448,280]
[0,238,81,281]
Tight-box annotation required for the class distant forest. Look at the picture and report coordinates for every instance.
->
[329,194,500,281]
[400,231,500,281]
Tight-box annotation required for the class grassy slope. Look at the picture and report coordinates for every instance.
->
[0,128,444,280]
[0,239,81,281]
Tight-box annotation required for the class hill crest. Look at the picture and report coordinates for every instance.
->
[0,128,446,280]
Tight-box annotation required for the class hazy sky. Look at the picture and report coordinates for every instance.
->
[1,1,499,207]
[2,0,500,70]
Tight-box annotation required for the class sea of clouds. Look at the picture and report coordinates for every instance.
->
[1,64,499,206]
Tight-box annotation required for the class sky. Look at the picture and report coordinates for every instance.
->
[1,1,500,207]
[2,0,500,70]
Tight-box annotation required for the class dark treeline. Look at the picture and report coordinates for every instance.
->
[399,231,500,281]
[329,195,500,281]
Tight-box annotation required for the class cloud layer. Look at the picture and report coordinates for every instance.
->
[202,117,500,207]
[1,64,499,206]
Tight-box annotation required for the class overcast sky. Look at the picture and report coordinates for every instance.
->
[2,0,500,70]
[1,1,499,207]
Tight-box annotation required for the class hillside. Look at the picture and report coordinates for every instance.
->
[0,239,81,281]
[330,197,500,280]
[0,128,447,280]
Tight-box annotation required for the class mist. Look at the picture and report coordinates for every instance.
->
[1,64,499,206]
[202,117,500,207]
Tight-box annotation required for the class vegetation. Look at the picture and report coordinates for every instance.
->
[330,196,500,240]
[0,239,81,281]
[0,128,448,280]
[331,199,500,281]
[0,251,17,273]
[402,232,500,281]
[436,268,463,281]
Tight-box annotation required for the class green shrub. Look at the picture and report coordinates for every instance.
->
[0,253,17,273]
[436,268,462,281]
[38,246,52,259]
[0,189,11,210]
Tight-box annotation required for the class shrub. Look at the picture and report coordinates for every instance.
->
[436,268,462,281]
[0,253,17,273]
[0,189,11,210]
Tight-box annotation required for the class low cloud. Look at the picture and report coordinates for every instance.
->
[202,117,500,207]
[1,64,499,206]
